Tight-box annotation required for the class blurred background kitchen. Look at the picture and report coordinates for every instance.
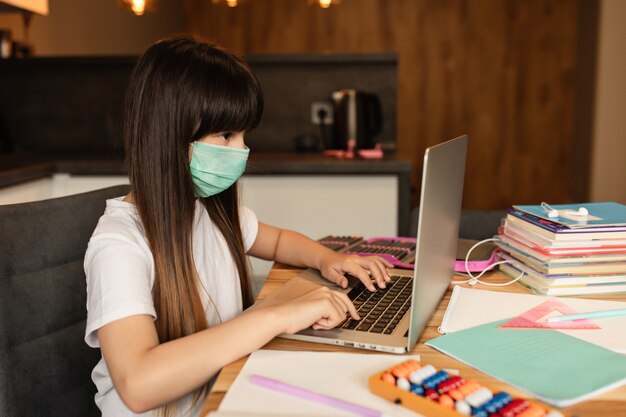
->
[0,0,624,231]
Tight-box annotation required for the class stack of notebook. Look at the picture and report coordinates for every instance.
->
[496,202,626,295]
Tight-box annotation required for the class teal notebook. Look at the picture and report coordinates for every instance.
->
[513,202,626,228]
[426,319,626,407]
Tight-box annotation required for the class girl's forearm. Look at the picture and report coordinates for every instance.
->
[273,229,338,270]
[115,306,283,413]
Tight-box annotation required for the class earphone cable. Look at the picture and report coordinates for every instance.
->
[450,236,525,287]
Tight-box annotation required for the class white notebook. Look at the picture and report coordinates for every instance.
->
[218,350,422,417]
[440,286,626,353]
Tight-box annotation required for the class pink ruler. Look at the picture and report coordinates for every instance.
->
[500,299,601,330]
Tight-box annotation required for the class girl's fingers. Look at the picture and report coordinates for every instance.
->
[332,291,360,320]
[312,310,342,330]
[363,258,389,286]
[355,267,380,290]
[326,268,349,289]
[312,318,334,330]
[310,288,359,330]
[379,257,394,269]
[374,258,392,282]
[340,256,392,290]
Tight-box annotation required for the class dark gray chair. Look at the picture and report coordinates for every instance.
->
[0,184,129,417]
[410,207,506,240]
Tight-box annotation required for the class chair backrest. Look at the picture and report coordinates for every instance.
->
[0,184,130,417]
[410,207,506,241]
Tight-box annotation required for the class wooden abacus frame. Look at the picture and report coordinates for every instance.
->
[368,360,563,417]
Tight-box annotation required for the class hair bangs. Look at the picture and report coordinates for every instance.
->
[193,52,264,141]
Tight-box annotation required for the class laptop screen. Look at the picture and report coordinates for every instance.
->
[407,135,468,349]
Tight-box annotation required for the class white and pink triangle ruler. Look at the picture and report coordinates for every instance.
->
[500,299,601,330]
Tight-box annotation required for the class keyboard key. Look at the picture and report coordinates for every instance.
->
[342,320,359,330]
[342,275,415,334]
[347,283,365,298]
[357,322,373,331]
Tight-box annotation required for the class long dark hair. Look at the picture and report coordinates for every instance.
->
[123,35,263,414]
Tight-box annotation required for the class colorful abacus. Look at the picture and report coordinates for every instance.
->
[369,360,566,417]
[319,235,417,269]
[317,235,364,252]
[344,237,416,269]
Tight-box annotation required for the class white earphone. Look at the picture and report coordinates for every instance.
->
[546,208,559,218]
[541,202,588,218]
[569,206,588,216]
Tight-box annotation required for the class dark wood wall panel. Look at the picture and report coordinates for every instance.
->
[183,0,587,210]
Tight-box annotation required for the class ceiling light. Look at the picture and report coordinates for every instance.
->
[308,0,340,8]
[122,0,155,16]
[212,0,242,7]
[210,0,339,9]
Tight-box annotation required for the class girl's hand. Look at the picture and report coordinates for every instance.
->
[271,286,361,334]
[319,253,393,292]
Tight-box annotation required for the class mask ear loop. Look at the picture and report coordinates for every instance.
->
[451,237,525,287]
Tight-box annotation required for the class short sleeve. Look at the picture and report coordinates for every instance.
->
[84,236,156,348]
[239,206,259,252]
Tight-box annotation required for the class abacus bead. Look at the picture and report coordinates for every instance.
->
[509,400,530,416]
[396,377,411,391]
[439,394,454,409]
[499,399,529,417]
[409,364,436,385]
[423,370,449,390]
[465,387,493,408]
[381,372,395,385]
[455,400,472,415]
[449,389,464,401]
[499,392,512,402]
[410,384,424,396]
[484,392,512,413]
[425,388,440,401]
[515,404,546,417]
[471,408,488,417]
[458,380,481,397]
[438,376,464,394]
[391,365,410,378]
[404,359,421,372]
[496,392,512,407]
[482,399,497,414]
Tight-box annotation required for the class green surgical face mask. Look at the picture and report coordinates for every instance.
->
[189,141,249,197]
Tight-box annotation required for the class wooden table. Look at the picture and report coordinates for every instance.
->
[200,263,626,417]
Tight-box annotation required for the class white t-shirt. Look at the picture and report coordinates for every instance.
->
[84,197,259,417]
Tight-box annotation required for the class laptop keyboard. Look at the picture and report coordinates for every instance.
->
[340,275,412,334]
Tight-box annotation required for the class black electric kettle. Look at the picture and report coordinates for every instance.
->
[330,89,383,150]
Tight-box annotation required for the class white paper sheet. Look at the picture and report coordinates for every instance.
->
[218,350,424,417]
[440,286,626,353]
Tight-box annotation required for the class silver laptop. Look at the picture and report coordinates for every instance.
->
[276,135,468,353]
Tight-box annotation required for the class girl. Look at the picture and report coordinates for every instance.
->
[84,36,391,417]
